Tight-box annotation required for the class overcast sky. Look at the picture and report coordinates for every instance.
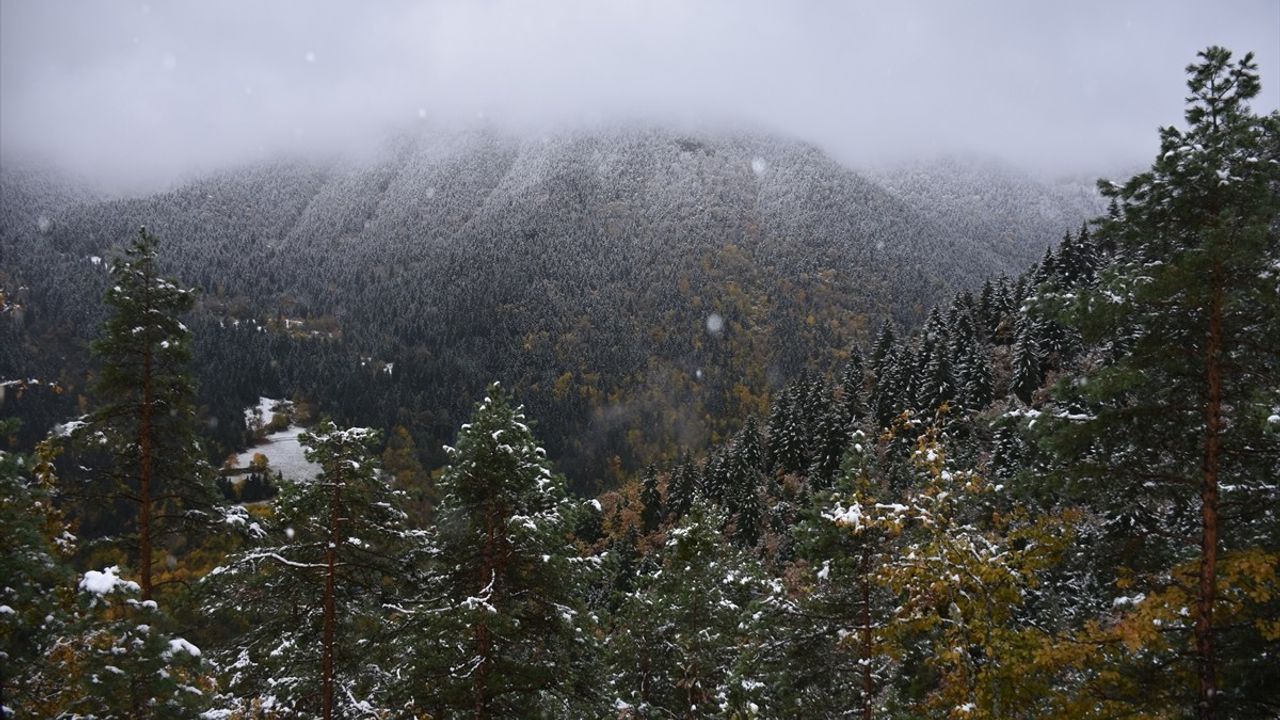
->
[2,0,1277,190]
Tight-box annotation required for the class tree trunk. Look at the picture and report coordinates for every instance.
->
[139,285,154,602]
[1196,268,1223,720]
[474,505,498,720]
[322,470,344,720]
[860,545,873,720]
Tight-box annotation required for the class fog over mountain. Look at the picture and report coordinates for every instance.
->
[3,0,1277,191]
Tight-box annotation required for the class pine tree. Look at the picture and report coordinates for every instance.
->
[61,566,213,718]
[1040,47,1280,719]
[203,421,420,718]
[407,384,598,718]
[83,228,211,601]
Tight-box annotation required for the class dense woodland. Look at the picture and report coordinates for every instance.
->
[1,46,1278,719]
[0,121,1100,492]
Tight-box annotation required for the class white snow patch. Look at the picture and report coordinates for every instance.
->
[166,638,201,658]
[80,566,140,596]
[233,426,320,482]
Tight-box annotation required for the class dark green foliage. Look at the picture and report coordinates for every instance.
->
[403,385,599,718]
[80,228,215,597]
[639,464,662,534]
[607,505,779,718]
[203,421,419,717]
[839,350,867,424]
[1010,315,1042,405]
[665,453,697,523]
[1035,46,1280,718]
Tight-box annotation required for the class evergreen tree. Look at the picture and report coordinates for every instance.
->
[82,228,211,601]
[0,433,76,715]
[839,350,867,424]
[869,319,897,379]
[766,383,807,474]
[608,504,776,718]
[875,427,1078,719]
[665,453,696,523]
[1009,316,1042,405]
[977,279,998,338]
[1032,245,1057,285]
[639,464,663,534]
[916,345,955,412]
[786,435,897,718]
[406,385,598,718]
[735,415,764,472]
[726,457,764,548]
[872,346,907,428]
[807,403,850,489]
[383,424,435,524]
[959,344,994,410]
[60,566,212,718]
[1040,47,1280,719]
[203,421,419,718]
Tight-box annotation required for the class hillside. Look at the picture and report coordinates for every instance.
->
[0,127,1102,487]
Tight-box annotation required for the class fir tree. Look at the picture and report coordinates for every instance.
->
[1009,316,1042,405]
[870,319,897,379]
[766,382,807,475]
[665,453,696,523]
[916,345,955,412]
[807,403,850,489]
[639,464,663,534]
[958,343,994,411]
[839,350,868,424]
[735,415,764,472]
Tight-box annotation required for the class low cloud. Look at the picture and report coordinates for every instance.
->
[2,0,1277,190]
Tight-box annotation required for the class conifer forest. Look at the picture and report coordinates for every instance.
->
[1,3,1278,719]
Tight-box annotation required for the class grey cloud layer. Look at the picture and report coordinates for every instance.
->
[2,0,1277,189]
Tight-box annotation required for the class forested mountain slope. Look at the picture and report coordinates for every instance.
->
[1,127,1100,487]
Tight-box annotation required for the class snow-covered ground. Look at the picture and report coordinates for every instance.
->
[244,396,290,431]
[233,427,321,484]
[232,398,321,484]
